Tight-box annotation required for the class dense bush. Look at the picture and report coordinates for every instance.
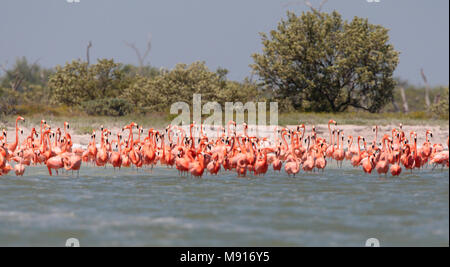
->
[429,87,449,120]
[383,82,449,113]
[122,62,260,113]
[48,59,130,106]
[1,55,446,120]
[0,57,53,92]
[121,64,161,79]
[0,87,19,116]
[81,98,133,116]
[251,11,399,112]
[1,58,261,118]
[0,57,53,117]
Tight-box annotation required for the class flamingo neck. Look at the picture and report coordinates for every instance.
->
[328,123,332,145]
[281,132,288,151]
[168,128,173,143]
[161,136,165,157]
[14,118,20,147]
[381,137,387,152]
[128,128,133,148]
[336,132,340,149]
[46,133,52,155]
[40,122,44,145]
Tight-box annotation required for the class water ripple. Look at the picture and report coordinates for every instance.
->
[0,165,448,246]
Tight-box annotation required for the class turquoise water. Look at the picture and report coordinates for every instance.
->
[0,164,448,246]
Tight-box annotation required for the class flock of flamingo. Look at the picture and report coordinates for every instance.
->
[0,116,449,178]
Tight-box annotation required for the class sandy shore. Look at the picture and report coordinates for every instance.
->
[4,123,449,149]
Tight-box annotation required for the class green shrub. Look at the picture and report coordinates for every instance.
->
[429,87,449,120]
[251,11,399,113]
[122,62,261,114]
[15,104,76,117]
[407,111,430,120]
[48,59,130,106]
[0,87,19,116]
[81,98,132,116]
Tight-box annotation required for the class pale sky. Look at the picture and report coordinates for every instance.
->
[1,0,448,86]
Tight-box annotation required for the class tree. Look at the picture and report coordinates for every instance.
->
[0,87,20,116]
[0,57,52,91]
[124,34,152,75]
[48,59,130,106]
[121,64,160,79]
[122,62,260,113]
[123,62,224,113]
[420,68,431,108]
[0,57,53,116]
[251,11,399,112]
[121,75,162,113]
[215,79,260,105]
[429,87,449,120]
